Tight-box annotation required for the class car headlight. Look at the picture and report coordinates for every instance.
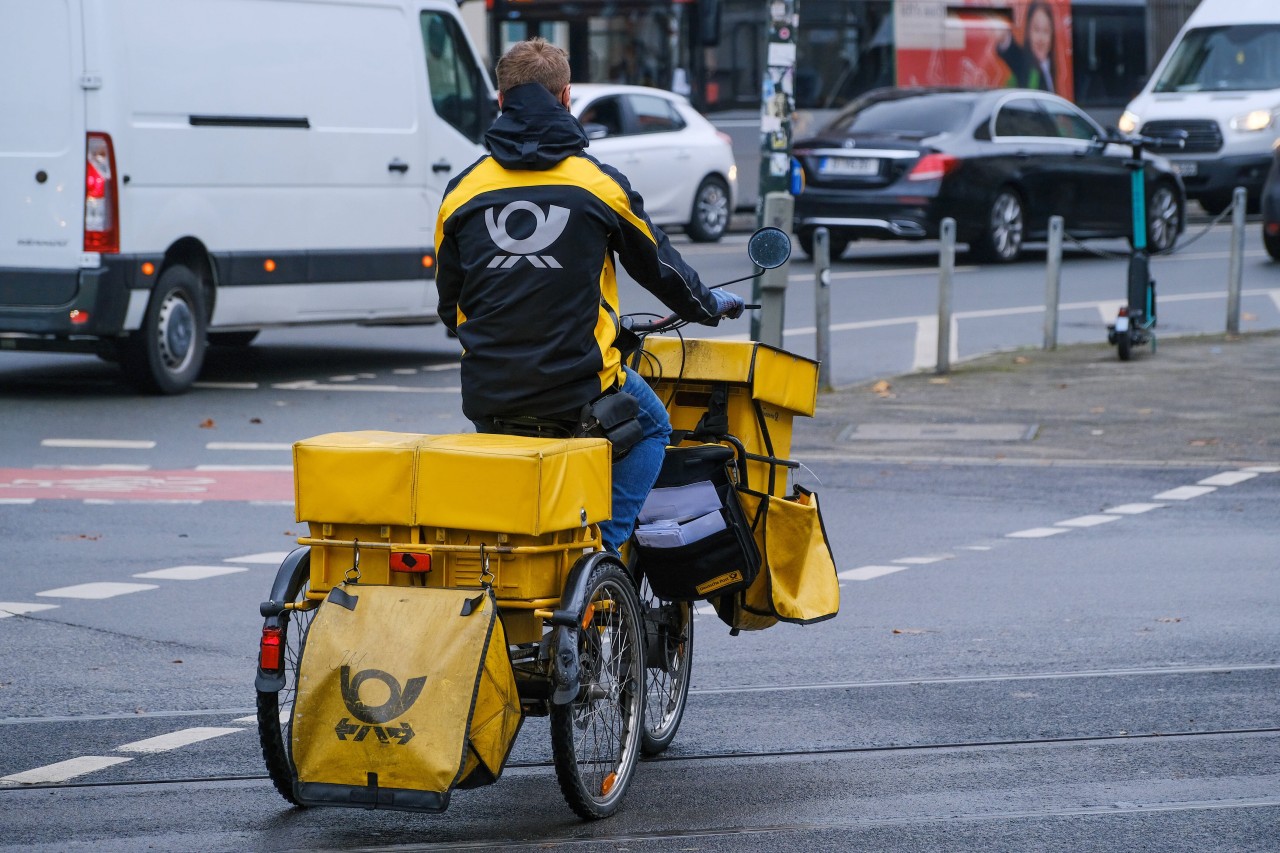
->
[1229,109,1277,132]
[1118,111,1139,134]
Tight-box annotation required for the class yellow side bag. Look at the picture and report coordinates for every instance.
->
[713,486,840,631]
[291,585,523,812]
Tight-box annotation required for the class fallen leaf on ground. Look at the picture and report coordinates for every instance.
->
[892,628,930,635]
[1089,406,1105,414]
[1013,356,1030,364]
[199,418,215,429]
[1189,438,1220,446]
[928,377,949,385]
[871,380,892,396]
[1156,616,1182,623]
[250,417,262,424]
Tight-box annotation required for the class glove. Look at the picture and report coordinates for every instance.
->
[711,289,746,320]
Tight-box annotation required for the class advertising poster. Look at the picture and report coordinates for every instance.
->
[895,0,1074,102]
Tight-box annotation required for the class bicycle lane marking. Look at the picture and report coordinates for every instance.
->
[0,468,293,501]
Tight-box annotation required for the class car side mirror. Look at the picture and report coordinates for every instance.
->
[583,122,610,140]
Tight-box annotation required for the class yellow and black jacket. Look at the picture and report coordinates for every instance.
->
[435,83,719,421]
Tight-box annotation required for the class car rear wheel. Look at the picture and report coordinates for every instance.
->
[1264,225,1280,262]
[797,228,850,261]
[686,177,730,243]
[970,188,1024,263]
[1142,182,1180,254]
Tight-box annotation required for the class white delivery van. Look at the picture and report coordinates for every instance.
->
[1118,0,1280,215]
[0,0,494,393]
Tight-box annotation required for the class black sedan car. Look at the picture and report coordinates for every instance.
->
[793,87,1186,262]
[1262,139,1280,262]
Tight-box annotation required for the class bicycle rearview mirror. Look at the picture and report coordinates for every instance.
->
[747,227,791,270]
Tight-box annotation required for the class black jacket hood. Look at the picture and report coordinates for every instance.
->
[484,82,589,171]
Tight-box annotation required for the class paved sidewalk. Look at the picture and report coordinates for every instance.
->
[795,331,1280,467]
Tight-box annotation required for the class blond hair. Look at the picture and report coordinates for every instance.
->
[495,37,570,96]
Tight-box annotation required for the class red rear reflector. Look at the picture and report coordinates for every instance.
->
[1118,305,1129,317]
[390,552,432,573]
[259,626,283,671]
[907,153,960,182]
[69,310,90,325]
[1267,222,1280,235]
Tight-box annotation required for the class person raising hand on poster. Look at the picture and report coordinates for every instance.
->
[996,0,1057,94]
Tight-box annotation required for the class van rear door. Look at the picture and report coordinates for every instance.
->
[0,0,86,281]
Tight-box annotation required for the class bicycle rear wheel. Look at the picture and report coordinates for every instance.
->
[255,551,317,806]
[638,575,693,756]
[550,560,645,820]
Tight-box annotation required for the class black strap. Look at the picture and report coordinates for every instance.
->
[690,382,730,440]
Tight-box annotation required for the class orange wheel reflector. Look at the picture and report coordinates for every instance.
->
[421,254,434,268]
[601,771,617,796]
[580,602,596,629]
[263,258,276,272]
[140,261,155,276]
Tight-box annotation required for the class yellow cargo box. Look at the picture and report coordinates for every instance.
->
[293,431,611,535]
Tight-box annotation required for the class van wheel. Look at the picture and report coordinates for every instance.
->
[121,265,207,395]
[686,177,730,243]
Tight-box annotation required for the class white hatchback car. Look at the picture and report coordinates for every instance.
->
[569,83,738,242]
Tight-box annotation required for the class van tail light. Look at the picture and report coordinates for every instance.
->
[259,626,283,672]
[84,132,120,254]
[907,153,961,182]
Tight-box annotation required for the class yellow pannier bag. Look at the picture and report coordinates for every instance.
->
[712,486,840,631]
[291,585,523,812]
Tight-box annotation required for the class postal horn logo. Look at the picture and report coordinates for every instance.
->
[485,201,569,269]
[333,665,424,745]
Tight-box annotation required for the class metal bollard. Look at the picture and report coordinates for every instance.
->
[757,191,794,348]
[813,227,832,392]
[1226,186,1246,335]
[1044,215,1063,350]
[936,218,956,374]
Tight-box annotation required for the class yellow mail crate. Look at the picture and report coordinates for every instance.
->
[638,339,818,495]
[293,432,611,535]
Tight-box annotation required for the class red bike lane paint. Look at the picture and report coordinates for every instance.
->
[0,468,293,502]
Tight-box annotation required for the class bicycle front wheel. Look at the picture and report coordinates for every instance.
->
[638,574,693,756]
[550,560,645,820]
[256,551,317,806]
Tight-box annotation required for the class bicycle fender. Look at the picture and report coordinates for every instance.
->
[259,547,312,618]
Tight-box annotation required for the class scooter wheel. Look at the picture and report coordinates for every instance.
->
[1117,332,1133,361]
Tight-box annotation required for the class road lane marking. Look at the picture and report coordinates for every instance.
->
[892,555,952,564]
[48,464,150,471]
[115,727,242,754]
[36,582,158,599]
[40,439,156,449]
[84,499,203,505]
[0,756,131,785]
[1055,515,1122,528]
[1153,485,1217,500]
[193,381,259,390]
[205,442,291,451]
[272,380,461,393]
[1198,471,1259,487]
[195,465,292,471]
[133,566,248,581]
[839,565,909,581]
[1104,503,1166,514]
[225,552,291,564]
[0,602,59,618]
[231,715,258,724]
[0,498,35,505]
[1006,527,1070,538]
[1243,465,1280,473]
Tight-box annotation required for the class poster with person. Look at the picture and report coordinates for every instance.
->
[894,0,1073,102]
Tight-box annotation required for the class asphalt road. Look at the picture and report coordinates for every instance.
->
[1,236,1277,851]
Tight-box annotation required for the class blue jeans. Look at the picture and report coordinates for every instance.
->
[600,366,671,553]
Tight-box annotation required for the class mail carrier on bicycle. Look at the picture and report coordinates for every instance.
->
[433,37,746,553]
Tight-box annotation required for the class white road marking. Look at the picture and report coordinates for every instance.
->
[0,602,59,618]
[50,464,150,471]
[36,582,158,600]
[231,715,258,724]
[1006,527,1070,538]
[205,442,291,451]
[1095,301,1125,324]
[1153,485,1217,500]
[839,565,909,581]
[193,381,259,390]
[1198,471,1259,487]
[693,602,718,617]
[133,566,248,581]
[0,756,131,785]
[422,363,461,371]
[392,368,418,375]
[272,380,461,393]
[225,552,291,564]
[892,555,952,564]
[0,498,35,505]
[83,499,203,505]
[912,316,959,372]
[195,465,292,472]
[1055,515,1122,528]
[115,727,242,754]
[1243,465,1280,473]
[1104,503,1166,514]
[249,500,293,506]
[40,439,156,449]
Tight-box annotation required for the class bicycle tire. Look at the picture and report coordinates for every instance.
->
[256,552,317,807]
[638,575,693,756]
[1117,331,1132,361]
[549,560,645,820]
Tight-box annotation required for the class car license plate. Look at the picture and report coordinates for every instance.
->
[818,156,879,177]
[1171,160,1198,177]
